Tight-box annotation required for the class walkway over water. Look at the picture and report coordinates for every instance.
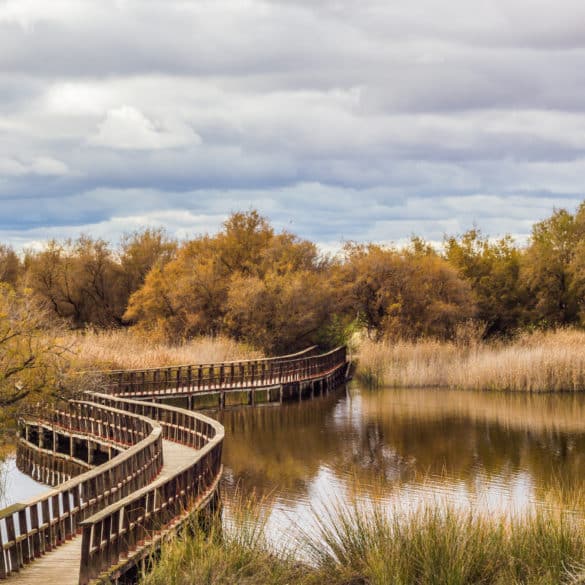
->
[0,346,349,585]
[6,440,195,585]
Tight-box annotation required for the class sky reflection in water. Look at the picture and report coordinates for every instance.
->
[218,384,585,542]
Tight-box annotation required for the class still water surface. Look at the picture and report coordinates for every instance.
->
[217,383,585,539]
[5,384,585,537]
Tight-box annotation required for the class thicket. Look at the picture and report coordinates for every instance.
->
[3,205,585,356]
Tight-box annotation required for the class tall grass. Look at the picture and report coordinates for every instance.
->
[357,329,585,392]
[59,329,261,370]
[306,497,585,585]
[141,492,585,585]
[141,492,304,585]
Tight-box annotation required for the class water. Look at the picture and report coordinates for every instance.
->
[5,383,585,537]
[0,456,47,507]
[217,383,585,540]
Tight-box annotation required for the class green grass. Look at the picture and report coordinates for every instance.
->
[141,492,305,585]
[140,492,585,585]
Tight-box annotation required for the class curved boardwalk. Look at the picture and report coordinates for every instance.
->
[6,440,194,585]
[0,346,349,585]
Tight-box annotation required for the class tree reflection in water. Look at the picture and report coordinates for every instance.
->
[217,384,585,528]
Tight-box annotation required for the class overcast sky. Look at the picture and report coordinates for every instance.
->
[2,0,585,250]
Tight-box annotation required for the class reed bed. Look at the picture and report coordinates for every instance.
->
[357,329,585,392]
[59,329,261,370]
[141,492,585,585]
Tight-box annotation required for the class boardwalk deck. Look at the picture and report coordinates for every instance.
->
[2,346,349,585]
[5,440,196,585]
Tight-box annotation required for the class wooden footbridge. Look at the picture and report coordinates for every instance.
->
[0,346,349,585]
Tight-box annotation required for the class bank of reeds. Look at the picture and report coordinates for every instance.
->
[141,493,585,585]
[357,328,585,392]
[59,329,260,370]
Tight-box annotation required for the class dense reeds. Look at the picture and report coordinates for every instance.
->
[141,492,585,585]
[356,328,585,392]
[60,329,260,370]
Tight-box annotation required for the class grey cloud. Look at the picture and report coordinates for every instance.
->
[2,0,585,248]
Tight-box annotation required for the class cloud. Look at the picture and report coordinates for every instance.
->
[1,0,585,248]
[88,105,200,150]
[0,155,69,176]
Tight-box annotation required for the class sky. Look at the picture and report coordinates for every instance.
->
[2,0,585,251]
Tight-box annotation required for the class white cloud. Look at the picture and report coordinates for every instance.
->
[88,106,200,150]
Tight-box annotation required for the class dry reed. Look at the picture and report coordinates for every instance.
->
[59,329,261,370]
[357,328,585,392]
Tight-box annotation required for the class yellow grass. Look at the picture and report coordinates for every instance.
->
[59,329,261,370]
[357,328,585,392]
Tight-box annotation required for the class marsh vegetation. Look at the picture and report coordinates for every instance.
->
[357,328,585,392]
[142,492,585,585]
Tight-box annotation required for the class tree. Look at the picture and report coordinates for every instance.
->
[342,243,475,340]
[24,237,125,327]
[124,236,228,338]
[124,210,331,347]
[521,206,585,326]
[216,210,274,276]
[0,284,67,409]
[445,229,525,335]
[118,227,177,300]
[0,244,20,286]
[224,270,335,353]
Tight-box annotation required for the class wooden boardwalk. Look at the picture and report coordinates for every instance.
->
[6,441,195,585]
[99,346,348,403]
[0,346,349,584]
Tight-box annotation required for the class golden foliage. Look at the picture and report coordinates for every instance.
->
[0,284,69,409]
[341,242,475,341]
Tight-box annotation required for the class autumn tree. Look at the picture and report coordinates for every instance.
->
[444,229,525,335]
[118,227,177,300]
[224,270,335,353]
[0,284,68,409]
[124,236,227,338]
[24,236,125,327]
[216,210,274,276]
[0,244,20,286]
[342,242,475,340]
[521,206,585,326]
[124,211,338,350]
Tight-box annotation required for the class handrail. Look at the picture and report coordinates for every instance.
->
[100,345,319,374]
[100,346,347,398]
[77,394,224,585]
[1,346,348,584]
[0,401,164,579]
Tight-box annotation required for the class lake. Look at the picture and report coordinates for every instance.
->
[216,383,585,540]
[5,383,585,539]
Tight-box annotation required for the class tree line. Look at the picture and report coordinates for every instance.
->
[3,205,585,353]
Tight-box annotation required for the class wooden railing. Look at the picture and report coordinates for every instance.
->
[2,346,347,584]
[16,400,157,486]
[100,346,346,398]
[0,402,164,579]
[77,395,224,585]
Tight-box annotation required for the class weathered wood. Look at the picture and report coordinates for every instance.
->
[1,346,349,585]
[100,345,324,397]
